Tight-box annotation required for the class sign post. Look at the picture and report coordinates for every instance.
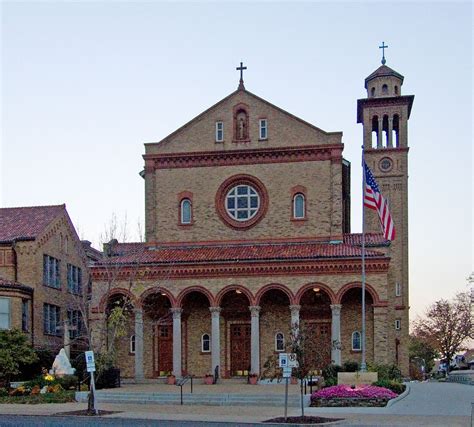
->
[279,353,296,421]
[85,351,98,415]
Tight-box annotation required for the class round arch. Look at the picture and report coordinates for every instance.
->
[139,286,177,308]
[295,282,337,305]
[176,286,215,307]
[215,284,255,306]
[98,287,139,312]
[336,282,380,305]
[255,283,295,305]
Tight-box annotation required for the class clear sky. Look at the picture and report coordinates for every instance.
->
[1,1,472,321]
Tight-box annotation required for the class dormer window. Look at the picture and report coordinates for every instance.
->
[259,119,268,140]
[215,121,224,142]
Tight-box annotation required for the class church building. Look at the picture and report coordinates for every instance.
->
[90,60,413,380]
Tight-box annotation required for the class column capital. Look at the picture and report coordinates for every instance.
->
[209,306,222,315]
[249,305,261,317]
[134,308,143,316]
[330,304,342,315]
[289,304,301,314]
[170,307,183,319]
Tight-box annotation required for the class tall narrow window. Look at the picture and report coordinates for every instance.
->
[43,255,61,289]
[201,333,211,352]
[382,84,388,94]
[275,332,285,352]
[67,264,82,295]
[22,299,29,332]
[371,87,375,97]
[293,193,305,219]
[395,319,401,330]
[43,303,61,335]
[130,335,136,354]
[0,298,11,330]
[259,119,268,140]
[395,282,401,297]
[352,331,361,351]
[180,199,192,224]
[215,121,224,142]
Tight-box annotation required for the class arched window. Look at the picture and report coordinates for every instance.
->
[382,84,388,94]
[59,234,63,251]
[293,194,305,219]
[275,332,285,352]
[201,333,211,352]
[180,199,192,224]
[352,331,361,351]
[130,335,136,354]
[394,85,398,95]
[64,236,69,254]
[371,87,375,97]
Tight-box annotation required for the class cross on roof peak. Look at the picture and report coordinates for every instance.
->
[236,61,247,90]
[379,42,388,65]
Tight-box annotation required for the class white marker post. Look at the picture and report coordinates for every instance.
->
[279,353,291,421]
[85,350,98,415]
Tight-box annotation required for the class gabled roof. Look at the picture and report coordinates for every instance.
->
[365,65,404,88]
[95,239,386,266]
[145,87,342,149]
[0,205,65,243]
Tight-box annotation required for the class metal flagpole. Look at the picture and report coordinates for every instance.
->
[361,146,367,372]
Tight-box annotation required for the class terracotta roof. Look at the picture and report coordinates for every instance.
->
[0,278,34,294]
[96,239,386,266]
[343,233,389,247]
[110,242,147,256]
[0,205,65,243]
[365,65,404,87]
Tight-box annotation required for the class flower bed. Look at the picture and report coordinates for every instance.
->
[311,384,398,407]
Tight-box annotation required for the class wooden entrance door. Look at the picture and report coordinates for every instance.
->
[154,324,173,376]
[230,324,251,376]
[304,321,331,371]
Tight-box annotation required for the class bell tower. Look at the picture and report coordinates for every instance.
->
[357,55,414,374]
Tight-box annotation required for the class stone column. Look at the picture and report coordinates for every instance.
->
[330,304,342,366]
[171,308,183,378]
[134,308,144,382]
[289,304,301,328]
[388,116,394,147]
[209,307,222,378]
[377,117,383,148]
[249,306,261,375]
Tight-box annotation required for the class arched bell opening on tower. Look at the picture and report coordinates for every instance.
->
[382,115,389,148]
[371,115,379,148]
[392,114,400,147]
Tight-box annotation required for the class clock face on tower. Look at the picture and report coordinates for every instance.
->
[379,157,393,172]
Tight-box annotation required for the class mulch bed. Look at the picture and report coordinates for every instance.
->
[264,416,344,424]
[54,410,121,417]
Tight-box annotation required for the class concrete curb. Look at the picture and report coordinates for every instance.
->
[386,382,410,407]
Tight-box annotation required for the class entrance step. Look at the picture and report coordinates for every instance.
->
[75,391,308,407]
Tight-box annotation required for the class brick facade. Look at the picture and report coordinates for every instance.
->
[91,64,413,378]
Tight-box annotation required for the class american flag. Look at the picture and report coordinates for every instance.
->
[363,161,396,241]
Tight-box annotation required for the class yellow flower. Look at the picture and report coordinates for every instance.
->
[44,374,54,381]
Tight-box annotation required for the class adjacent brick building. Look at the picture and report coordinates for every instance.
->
[91,61,413,380]
[0,205,90,353]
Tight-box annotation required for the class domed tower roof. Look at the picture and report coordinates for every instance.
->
[364,65,404,89]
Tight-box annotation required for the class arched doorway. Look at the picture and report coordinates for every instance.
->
[220,288,252,377]
[104,292,135,378]
[340,287,374,365]
[258,288,292,371]
[142,292,172,377]
[299,287,332,371]
[180,290,212,376]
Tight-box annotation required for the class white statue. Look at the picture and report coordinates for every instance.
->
[50,348,76,377]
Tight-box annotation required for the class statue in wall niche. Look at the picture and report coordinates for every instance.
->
[50,348,76,377]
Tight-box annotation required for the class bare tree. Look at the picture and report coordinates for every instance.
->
[412,292,473,370]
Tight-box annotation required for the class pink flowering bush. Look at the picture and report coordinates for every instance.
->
[312,384,398,400]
